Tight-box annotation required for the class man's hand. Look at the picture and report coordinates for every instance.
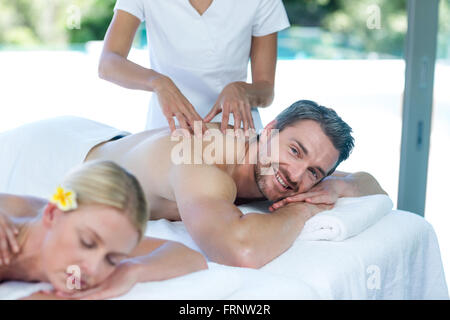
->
[269,171,388,212]
[53,260,141,300]
[0,210,20,266]
[269,178,341,212]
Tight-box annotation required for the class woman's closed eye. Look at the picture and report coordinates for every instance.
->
[106,256,117,266]
[106,254,126,266]
[80,237,96,249]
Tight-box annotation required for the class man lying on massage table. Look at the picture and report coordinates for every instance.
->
[0,99,386,298]
[86,99,386,265]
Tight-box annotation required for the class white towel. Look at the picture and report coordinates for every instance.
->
[0,116,129,198]
[298,194,393,241]
[238,194,393,241]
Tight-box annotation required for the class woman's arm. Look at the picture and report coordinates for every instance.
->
[126,237,208,282]
[98,10,161,91]
[246,32,278,107]
[204,33,278,131]
[50,237,208,300]
[99,10,205,133]
[225,33,277,108]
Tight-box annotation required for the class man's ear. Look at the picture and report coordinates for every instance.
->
[42,203,60,228]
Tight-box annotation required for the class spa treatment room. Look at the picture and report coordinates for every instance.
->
[0,0,449,302]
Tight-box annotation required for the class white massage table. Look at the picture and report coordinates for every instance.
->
[0,119,447,299]
[1,200,448,300]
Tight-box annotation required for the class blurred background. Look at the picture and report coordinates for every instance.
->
[0,0,449,288]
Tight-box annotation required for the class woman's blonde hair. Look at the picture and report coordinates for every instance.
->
[61,160,149,241]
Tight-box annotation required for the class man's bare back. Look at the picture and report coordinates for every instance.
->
[85,123,244,221]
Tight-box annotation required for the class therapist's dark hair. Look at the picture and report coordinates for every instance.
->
[274,99,354,175]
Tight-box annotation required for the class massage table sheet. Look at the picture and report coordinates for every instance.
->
[1,204,448,300]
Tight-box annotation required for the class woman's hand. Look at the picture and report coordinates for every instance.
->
[53,260,141,300]
[0,210,20,266]
[269,178,342,212]
[152,75,206,135]
[204,82,255,133]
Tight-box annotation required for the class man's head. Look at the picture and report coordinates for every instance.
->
[255,99,354,201]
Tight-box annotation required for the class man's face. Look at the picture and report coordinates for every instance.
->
[255,120,340,202]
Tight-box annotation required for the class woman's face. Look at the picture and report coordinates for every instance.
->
[40,204,139,293]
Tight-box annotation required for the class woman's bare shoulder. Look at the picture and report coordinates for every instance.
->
[0,193,46,218]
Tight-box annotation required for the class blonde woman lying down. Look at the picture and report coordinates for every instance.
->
[0,160,207,300]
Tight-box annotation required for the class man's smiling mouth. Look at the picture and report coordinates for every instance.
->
[275,170,292,190]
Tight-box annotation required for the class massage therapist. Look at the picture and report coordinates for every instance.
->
[99,0,290,133]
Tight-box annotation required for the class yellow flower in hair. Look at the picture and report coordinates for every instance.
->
[50,186,78,211]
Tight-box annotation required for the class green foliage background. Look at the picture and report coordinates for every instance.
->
[0,0,449,58]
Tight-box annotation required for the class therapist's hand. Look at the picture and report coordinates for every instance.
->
[204,82,255,133]
[152,75,206,135]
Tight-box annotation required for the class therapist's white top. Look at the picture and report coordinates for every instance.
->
[114,0,290,130]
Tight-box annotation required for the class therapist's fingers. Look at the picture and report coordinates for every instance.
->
[243,106,250,132]
[173,100,193,133]
[233,108,242,133]
[165,115,177,134]
[180,99,207,135]
[174,112,191,135]
[221,107,230,134]
[204,104,221,123]
[237,101,248,132]
[245,102,255,130]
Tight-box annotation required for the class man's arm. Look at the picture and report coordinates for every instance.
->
[169,164,329,269]
[326,171,388,197]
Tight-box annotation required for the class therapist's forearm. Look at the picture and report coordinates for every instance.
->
[234,81,274,108]
[127,241,208,283]
[98,51,164,92]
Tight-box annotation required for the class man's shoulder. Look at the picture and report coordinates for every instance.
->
[169,161,237,202]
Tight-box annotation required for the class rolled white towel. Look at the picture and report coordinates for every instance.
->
[298,194,393,241]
